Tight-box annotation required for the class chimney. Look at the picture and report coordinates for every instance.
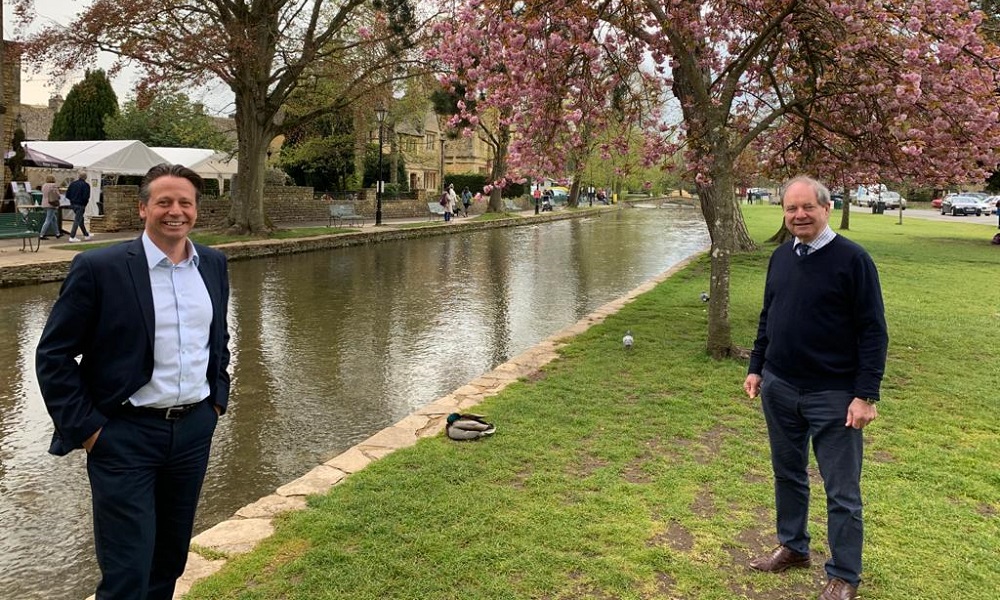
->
[49,94,64,112]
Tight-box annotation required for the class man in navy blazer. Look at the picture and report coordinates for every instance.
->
[36,163,231,600]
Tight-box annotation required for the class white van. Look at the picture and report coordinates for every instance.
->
[854,184,888,207]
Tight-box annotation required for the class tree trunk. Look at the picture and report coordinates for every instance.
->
[487,124,510,213]
[696,170,755,359]
[227,99,271,234]
[839,196,851,230]
[768,219,793,243]
[568,172,582,208]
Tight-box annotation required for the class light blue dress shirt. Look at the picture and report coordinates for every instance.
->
[129,233,212,409]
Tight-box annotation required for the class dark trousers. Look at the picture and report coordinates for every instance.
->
[86,400,218,600]
[70,204,89,238]
[760,369,865,586]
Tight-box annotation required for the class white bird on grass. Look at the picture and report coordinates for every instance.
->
[623,330,634,350]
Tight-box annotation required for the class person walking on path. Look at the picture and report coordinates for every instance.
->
[36,163,232,600]
[440,187,453,222]
[743,175,888,600]
[39,174,63,240]
[66,171,93,242]
[446,184,460,218]
[461,186,472,217]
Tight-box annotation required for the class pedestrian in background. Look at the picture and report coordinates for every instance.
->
[744,175,888,600]
[461,186,472,217]
[39,174,62,240]
[66,171,93,242]
[36,163,232,600]
[441,187,453,222]
[447,184,460,218]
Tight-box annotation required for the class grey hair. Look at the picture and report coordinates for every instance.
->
[780,175,831,207]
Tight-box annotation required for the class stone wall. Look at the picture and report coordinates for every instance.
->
[89,186,446,232]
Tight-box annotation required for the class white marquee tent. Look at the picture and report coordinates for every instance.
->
[22,140,172,215]
[23,140,169,176]
[21,141,238,214]
[150,147,238,192]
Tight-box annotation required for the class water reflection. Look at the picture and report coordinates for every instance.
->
[0,207,707,599]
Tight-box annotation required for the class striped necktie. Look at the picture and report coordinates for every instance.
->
[797,244,811,257]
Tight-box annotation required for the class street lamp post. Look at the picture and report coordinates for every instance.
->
[375,106,388,226]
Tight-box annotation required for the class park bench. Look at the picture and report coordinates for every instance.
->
[0,212,41,252]
[502,199,522,212]
[328,204,365,228]
[428,202,446,220]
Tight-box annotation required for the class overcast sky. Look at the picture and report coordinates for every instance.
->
[7,0,233,114]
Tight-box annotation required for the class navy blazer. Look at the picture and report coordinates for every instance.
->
[36,237,231,456]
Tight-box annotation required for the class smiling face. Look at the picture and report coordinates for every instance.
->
[139,175,198,259]
[782,180,830,244]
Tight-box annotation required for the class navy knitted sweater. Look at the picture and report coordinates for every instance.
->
[748,235,888,399]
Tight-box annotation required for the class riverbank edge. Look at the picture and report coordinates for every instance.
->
[0,207,613,288]
[140,246,709,600]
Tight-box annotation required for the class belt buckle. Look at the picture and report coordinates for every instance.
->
[164,406,186,420]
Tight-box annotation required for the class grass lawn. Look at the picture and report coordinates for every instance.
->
[186,206,998,599]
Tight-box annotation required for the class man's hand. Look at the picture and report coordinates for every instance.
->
[846,398,878,429]
[744,374,762,399]
[82,428,102,453]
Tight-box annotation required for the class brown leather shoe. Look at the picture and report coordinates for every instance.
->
[749,545,811,573]
[818,578,857,600]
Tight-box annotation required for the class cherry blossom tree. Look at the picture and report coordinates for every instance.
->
[12,0,426,233]
[433,0,1000,358]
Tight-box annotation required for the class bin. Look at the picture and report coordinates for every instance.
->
[872,201,885,215]
[833,199,843,209]
[30,190,43,205]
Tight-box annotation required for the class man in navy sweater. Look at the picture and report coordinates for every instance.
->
[744,176,888,600]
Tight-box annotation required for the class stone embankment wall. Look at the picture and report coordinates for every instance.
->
[89,187,446,233]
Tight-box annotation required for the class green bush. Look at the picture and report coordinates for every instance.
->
[503,182,526,198]
[444,173,487,195]
[441,173,526,198]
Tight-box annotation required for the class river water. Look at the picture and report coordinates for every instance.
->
[0,206,708,599]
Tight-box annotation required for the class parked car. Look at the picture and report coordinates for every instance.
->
[940,194,984,216]
[981,195,1000,216]
[931,196,944,209]
[881,191,907,210]
[548,186,570,203]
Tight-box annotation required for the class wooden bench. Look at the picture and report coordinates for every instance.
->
[502,199,522,212]
[328,204,365,227]
[428,202,446,220]
[0,212,41,252]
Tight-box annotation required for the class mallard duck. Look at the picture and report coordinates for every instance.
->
[446,413,496,440]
